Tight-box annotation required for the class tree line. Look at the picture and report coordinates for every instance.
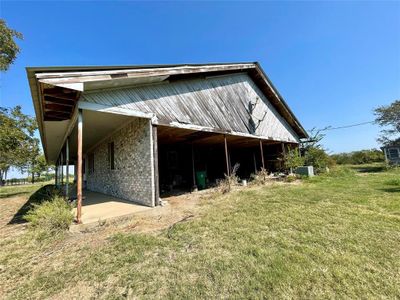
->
[1,19,52,185]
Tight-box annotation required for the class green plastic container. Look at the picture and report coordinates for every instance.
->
[195,171,207,190]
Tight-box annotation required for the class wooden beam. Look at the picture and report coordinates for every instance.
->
[152,125,159,206]
[44,116,69,121]
[76,109,83,224]
[44,103,74,112]
[43,92,77,101]
[44,96,75,106]
[259,139,265,169]
[224,135,230,176]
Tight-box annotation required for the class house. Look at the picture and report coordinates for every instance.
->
[382,144,400,165]
[27,62,308,223]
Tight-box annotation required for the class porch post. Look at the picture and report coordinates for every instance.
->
[76,109,83,224]
[55,158,58,186]
[253,152,257,173]
[61,150,64,187]
[383,147,388,164]
[281,142,286,156]
[259,139,265,170]
[281,142,286,169]
[224,135,230,176]
[66,137,69,200]
[152,125,160,206]
[191,143,197,190]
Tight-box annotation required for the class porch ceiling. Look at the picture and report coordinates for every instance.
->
[157,125,288,148]
[49,110,133,164]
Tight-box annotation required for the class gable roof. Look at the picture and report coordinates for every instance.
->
[27,62,308,158]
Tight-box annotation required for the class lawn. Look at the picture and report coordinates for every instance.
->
[0,182,51,199]
[0,165,399,299]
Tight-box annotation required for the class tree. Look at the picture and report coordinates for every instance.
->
[374,100,400,146]
[299,127,333,173]
[26,139,41,183]
[0,106,38,184]
[284,148,305,174]
[300,127,327,151]
[304,147,334,173]
[0,19,23,71]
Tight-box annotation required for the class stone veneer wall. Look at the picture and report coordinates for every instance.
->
[86,118,154,207]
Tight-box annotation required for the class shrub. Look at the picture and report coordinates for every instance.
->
[284,148,305,173]
[325,166,356,178]
[24,196,74,234]
[331,149,385,165]
[304,147,334,174]
[284,175,297,182]
[385,178,400,186]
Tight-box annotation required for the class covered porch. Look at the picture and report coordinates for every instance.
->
[52,106,155,224]
[72,190,151,225]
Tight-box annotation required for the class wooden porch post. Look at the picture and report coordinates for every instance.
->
[191,143,197,190]
[281,142,286,169]
[66,137,69,200]
[224,135,230,176]
[259,139,265,170]
[281,142,286,156]
[253,152,257,173]
[76,109,83,224]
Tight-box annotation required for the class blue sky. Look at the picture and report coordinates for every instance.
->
[1,1,400,177]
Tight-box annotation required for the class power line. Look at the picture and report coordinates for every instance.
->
[318,121,375,131]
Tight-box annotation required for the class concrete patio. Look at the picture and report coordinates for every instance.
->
[72,190,152,225]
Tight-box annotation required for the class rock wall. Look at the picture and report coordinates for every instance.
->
[86,118,154,206]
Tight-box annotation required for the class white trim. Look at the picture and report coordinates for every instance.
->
[78,101,155,120]
[149,120,155,207]
[35,64,255,79]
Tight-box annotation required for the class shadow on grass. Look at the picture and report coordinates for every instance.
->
[0,191,31,199]
[379,187,400,193]
[8,185,60,225]
[350,165,386,173]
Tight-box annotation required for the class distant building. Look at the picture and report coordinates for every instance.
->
[382,144,400,165]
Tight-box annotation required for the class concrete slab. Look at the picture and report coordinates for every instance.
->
[72,190,151,225]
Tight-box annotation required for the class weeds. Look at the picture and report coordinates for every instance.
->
[24,196,73,236]
[218,163,240,193]
[250,168,270,185]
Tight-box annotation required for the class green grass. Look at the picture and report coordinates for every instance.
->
[0,182,51,199]
[1,165,399,299]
